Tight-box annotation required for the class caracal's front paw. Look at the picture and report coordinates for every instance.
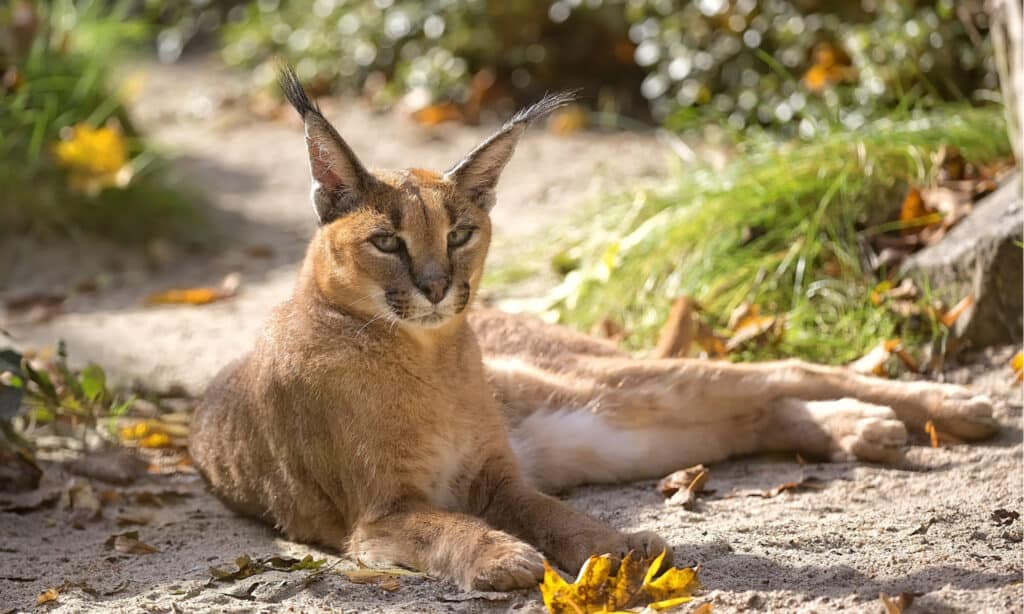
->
[815,399,907,463]
[917,383,998,440]
[467,536,545,591]
[556,529,671,574]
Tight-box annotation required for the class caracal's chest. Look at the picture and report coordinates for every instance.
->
[419,381,493,511]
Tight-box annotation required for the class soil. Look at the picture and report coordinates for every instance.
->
[1,57,1021,614]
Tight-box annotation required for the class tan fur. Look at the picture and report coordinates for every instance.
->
[190,80,997,591]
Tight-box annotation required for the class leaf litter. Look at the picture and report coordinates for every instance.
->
[539,550,700,613]
[209,554,327,583]
[145,272,241,306]
[658,464,712,509]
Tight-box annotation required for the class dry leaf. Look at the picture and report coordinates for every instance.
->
[412,102,463,126]
[849,339,903,376]
[924,420,963,448]
[592,317,629,345]
[694,321,729,359]
[210,554,326,582]
[729,475,826,499]
[36,588,59,605]
[539,550,699,613]
[879,591,916,613]
[105,530,159,555]
[653,297,698,359]
[145,273,241,306]
[548,104,588,135]
[898,188,942,237]
[658,465,710,509]
[689,604,714,614]
[378,577,401,591]
[3,293,65,324]
[1011,352,1023,382]
[940,295,975,328]
[62,480,103,526]
[725,304,780,351]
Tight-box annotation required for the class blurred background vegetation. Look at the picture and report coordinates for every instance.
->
[1,0,1016,363]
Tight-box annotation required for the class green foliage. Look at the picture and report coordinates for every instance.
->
[0,0,199,242]
[0,342,133,434]
[218,0,997,128]
[531,106,1010,364]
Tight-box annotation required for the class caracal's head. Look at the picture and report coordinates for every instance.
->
[280,66,572,331]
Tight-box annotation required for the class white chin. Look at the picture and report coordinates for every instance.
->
[406,312,451,328]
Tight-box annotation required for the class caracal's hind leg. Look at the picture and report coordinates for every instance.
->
[473,310,995,442]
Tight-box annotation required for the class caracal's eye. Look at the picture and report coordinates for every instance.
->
[447,227,474,248]
[370,234,402,253]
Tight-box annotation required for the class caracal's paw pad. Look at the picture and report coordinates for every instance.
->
[468,539,545,592]
[922,384,998,440]
[822,400,907,463]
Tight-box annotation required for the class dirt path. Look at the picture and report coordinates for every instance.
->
[1,58,1021,613]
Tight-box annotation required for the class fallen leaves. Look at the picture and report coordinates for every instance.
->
[725,304,782,352]
[36,588,59,605]
[539,550,699,613]
[2,293,65,324]
[145,272,241,306]
[849,339,918,376]
[658,465,710,509]
[1012,352,1023,382]
[650,297,764,359]
[210,554,326,583]
[879,591,916,613]
[729,475,827,499]
[105,530,159,555]
[62,479,102,527]
[924,420,963,448]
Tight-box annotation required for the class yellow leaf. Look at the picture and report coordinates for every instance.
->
[539,551,699,614]
[139,432,171,448]
[37,588,59,605]
[643,553,700,604]
[1011,351,1023,382]
[53,122,132,194]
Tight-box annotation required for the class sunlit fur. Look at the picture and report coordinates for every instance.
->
[190,69,997,593]
[310,168,490,334]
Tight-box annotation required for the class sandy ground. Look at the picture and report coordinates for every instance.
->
[1,58,1022,613]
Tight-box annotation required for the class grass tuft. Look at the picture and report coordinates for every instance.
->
[516,106,1011,364]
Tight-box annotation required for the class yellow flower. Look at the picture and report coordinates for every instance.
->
[53,122,133,194]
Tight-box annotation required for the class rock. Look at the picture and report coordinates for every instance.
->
[66,449,149,485]
[901,175,1023,349]
[0,444,42,492]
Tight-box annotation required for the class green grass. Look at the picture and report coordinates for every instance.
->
[0,0,200,244]
[511,106,1011,364]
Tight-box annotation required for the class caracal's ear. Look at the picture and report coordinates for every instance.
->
[278,65,373,224]
[444,91,576,211]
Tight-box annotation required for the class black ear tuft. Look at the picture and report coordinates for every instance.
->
[444,90,579,211]
[506,90,579,127]
[277,63,373,225]
[278,63,320,120]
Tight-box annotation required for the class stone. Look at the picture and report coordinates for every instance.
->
[901,174,1023,349]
